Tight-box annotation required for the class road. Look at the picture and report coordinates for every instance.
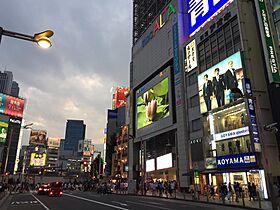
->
[3,191,249,210]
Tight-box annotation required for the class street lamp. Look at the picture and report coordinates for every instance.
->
[0,27,54,49]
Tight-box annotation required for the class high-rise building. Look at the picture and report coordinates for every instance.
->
[11,81,20,97]
[129,0,280,201]
[0,71,13,95]
[0,71,20,97]
[64,120,86,152]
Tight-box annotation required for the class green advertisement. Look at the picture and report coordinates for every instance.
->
[257,0,280,83]
[137,77,169,129]
[0,121,8,144]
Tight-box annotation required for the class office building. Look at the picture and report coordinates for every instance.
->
[64,120,86,152]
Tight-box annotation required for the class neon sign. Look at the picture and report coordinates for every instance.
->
[142,3,176,48]
[188,0,234,36]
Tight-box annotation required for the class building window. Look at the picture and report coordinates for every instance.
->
[190,94,199,108]
[197,16,240,73]
[187,72,198,86]
[191,118,202,132]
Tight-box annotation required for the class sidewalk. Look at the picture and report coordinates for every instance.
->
[0,191,11,208]
[114,190,272,210]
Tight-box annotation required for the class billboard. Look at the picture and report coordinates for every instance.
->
[0,121,8,144]
[137,77,170,129]
[4,96,25,118]
[47,137,61,148]
[30,153,46,167]
[188,0,234,36]
[29,130,47,145]
[83,139,92,157]
[0,94,7,113]
[156,153,173,170]
[113,87,129,109]
[198,51,244,114]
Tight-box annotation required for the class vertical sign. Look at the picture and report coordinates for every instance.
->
[247,98,261,152]
[185,39,198,72]
[255,0,280,83]
[173,21,183,106]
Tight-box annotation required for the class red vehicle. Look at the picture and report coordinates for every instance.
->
[37,184,50,195]
[48,181,63,197]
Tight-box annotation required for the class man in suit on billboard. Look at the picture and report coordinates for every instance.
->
[203,74,213,112]
[212,68,225,107]
[224,60,238,102]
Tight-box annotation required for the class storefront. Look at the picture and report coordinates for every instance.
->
[208,169,268,199]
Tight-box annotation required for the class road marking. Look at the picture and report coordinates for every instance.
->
[64,193,129,210]
[126,201,174,210]
[31,193,50,210]
[11,200,39,205]
[112,201,128,206]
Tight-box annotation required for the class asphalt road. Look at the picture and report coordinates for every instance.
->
[3,191,249,210]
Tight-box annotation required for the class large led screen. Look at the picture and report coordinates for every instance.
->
[30,153,46,167]
[137,77,169,129]
[198,51,244,114]
[0,121,8,144]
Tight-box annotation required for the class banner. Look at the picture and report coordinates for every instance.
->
[29,130,47,145]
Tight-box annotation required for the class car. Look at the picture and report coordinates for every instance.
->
[48,181,63,197]
[37,184,50,195]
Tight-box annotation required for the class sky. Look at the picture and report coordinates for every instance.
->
[0,0,132,145]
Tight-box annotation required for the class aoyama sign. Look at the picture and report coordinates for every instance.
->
[217,153,257,169]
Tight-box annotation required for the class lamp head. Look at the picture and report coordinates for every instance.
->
[33,30,54,49]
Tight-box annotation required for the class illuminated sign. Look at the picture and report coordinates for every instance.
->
[247,98,261,152]
[217,153,257,169]
[214,126,250,141]
[142,3,176,48]
[0,121,8,144]
[188,0,234,36]
[185,39,198,72]
[255,0,280,83]
[156,153,173,170]
[146,159,155,172]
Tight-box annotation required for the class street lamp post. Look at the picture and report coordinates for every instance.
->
[0,27,54,48]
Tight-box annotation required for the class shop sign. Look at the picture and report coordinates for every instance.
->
[247,98,261,152]
[255,0,280,83]
[142,3,176,48]
[188,0,234,36]
[217,153,257,169]
[205,157,217,169]
[185,39,198,72]
[214,126,250,141]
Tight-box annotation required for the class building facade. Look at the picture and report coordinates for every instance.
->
[129,0,280,198]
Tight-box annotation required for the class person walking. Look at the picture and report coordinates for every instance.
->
[248,182,254,201]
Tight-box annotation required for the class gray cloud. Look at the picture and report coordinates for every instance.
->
[0,0,132,143]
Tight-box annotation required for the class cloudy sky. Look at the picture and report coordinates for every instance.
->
[0,0,132,145]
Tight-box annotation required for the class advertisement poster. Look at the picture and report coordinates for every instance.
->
[113,87,129,109]
[47,137,61,148]
[0,121,8,144]
[30,153,46,167]
[83,139,92,157]
[29,130,47,145]
[4,96,25,118]
[137,77,170,129]
[198,51,244,114]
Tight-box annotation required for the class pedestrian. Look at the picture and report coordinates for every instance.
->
[248,182,254,201]
[252,183,257,200]
[234,182,240,202]
[227,182,234,201]
[210,182,215,200]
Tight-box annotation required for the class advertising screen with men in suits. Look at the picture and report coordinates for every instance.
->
[197,51,244,114]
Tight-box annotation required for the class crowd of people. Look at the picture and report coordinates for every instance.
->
[141,180,177,197]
